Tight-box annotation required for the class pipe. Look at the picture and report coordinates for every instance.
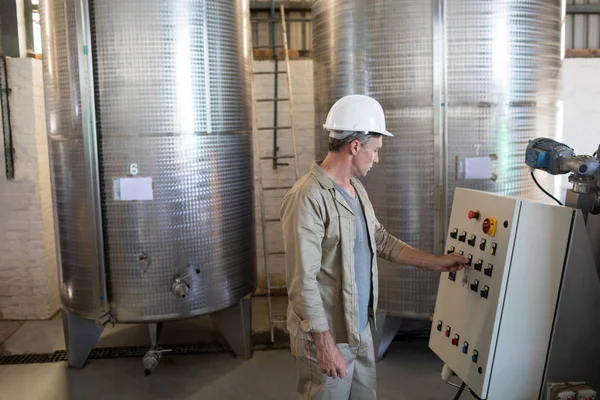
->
[0,56,14,180]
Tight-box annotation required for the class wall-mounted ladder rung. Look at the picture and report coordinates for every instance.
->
[263,186,293,191]
[253,45,284,49]
[258,126,292,131]
[257,98,289,102]
[260,155,294,160]
[254,71,287,75]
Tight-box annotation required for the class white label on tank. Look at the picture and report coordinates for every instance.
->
[464,157,494,180]
[113,177,154,201]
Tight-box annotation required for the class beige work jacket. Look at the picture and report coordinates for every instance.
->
[280,162,407,347]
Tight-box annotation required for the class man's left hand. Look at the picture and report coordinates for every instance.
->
[431,254,468,273]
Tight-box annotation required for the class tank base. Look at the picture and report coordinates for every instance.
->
[62,308,104,369]
[211,295,253,359]
[372,311,402,361]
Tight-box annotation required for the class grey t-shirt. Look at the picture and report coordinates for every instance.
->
[330,179,372,333]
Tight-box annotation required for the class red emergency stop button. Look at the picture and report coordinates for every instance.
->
[468,210,480,220]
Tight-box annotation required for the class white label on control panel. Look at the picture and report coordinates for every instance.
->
[113,177,153,201]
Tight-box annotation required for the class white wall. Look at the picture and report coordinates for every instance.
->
[559,58,600,199]
[253,59,314,294]
[0,58,59,320]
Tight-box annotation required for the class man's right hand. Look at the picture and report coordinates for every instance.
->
[311,331,347,379]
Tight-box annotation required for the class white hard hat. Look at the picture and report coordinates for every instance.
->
[323,94,393,138]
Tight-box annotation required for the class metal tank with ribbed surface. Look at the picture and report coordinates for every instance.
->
[40,0,255,370]
[313,0,562,354]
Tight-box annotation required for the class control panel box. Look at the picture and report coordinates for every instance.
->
[429,188,574,399]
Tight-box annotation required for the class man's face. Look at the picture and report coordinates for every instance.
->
[351,135,382,177]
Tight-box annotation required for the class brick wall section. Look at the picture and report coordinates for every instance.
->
[253,59,315,294]
[0,58,59,320]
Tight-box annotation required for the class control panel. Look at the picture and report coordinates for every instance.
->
[429,188,575,399]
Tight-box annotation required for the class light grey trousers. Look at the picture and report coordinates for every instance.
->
[290,327,376,400]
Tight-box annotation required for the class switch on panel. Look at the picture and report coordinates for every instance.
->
[445,326,451,337]
[472,350,479,363]
[459,231,467,242]
[474,259,483,271]
[462,342,469,354]
[450,228,458,239]
[467,254,473,266]
[484,264,493,277]
[470,279,479,292]
[480,239,487,251]
[451,334,460,346]
[482,217,497,236]
[490,242,497,256]
[468,234,476,247]
[437,321,443,332]
[459,250,464,256]
[480,286,489,299]
[448,271,456,281]
[448,246,455,254]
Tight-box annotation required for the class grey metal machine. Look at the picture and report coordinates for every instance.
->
[40,0,256,373]
[524,138,600,397]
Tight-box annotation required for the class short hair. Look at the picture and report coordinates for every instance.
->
[328,131,382,152]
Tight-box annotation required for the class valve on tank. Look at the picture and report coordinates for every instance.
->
[171,279,190,298]
[171,266,201,298]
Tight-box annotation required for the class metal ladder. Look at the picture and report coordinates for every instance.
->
[250,4,300,343]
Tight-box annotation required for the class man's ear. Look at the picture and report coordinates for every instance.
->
[349,140,360,155]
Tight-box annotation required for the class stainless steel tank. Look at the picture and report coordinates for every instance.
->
[313,0,563,323]
[40,0,255,368]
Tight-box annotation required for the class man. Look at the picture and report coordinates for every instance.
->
[280,94,467,399]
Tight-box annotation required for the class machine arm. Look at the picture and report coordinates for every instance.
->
[525,138,600,215]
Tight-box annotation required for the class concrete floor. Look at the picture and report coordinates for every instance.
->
[0,297,466,400]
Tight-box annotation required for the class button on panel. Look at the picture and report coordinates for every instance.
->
[451,334,460,346]
[449,271,456,281]
[459,231,467,242]
[480,239,487,251]
[470,279,479,292]
[484,264,493,277]
[474,259,483,271]
[468,210,480,220]
[480,286,490,299]
[468,234,476,247]
[448,246,455,254]
[462,276,470,289]
[490,242,497,256]
[472,350,479,363]
[466,254,473,266]
[450,228,458,239]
